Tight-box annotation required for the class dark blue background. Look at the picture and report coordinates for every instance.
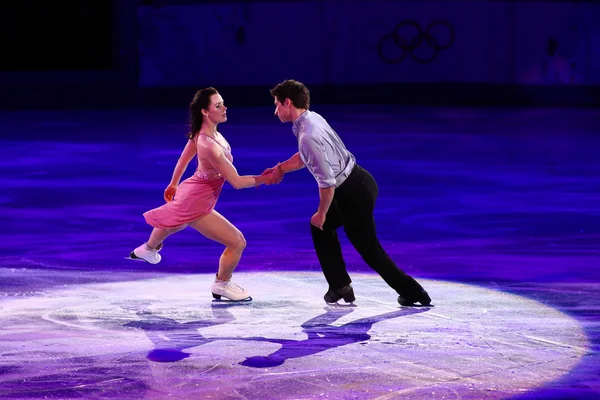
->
[1,0,599,110]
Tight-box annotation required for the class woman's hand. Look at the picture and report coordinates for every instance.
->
[164,183,178,202]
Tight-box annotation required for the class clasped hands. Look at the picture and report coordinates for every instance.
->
[260,163,284,185]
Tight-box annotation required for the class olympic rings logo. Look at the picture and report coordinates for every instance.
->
[377,20,455,64]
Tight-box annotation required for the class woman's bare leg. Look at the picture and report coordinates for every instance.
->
[147,225,187,249]
[130,225,187,264]
[188,210,246,280]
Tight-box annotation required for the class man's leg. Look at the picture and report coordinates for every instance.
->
[337,167,430,304]
[310,202,351,291]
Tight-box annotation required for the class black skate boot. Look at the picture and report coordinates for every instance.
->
[398,287,432,307]
[324,284,355,304]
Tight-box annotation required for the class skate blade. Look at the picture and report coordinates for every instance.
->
[325,301,357,308]
[399,303,434,308]
[211,294,253,303]
[125,251,155,264]
[125,255,145,262]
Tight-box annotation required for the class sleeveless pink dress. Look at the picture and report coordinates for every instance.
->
[143,134,233,229]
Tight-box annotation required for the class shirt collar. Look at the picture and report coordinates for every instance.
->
[292,110,310,137]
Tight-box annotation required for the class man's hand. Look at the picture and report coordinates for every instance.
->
[262,164,284,185]
[310,211,326,230]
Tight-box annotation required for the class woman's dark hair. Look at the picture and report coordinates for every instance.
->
[187,87,219,140]
[269,79,310,109]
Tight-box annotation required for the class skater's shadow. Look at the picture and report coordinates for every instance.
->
[237,306,429,368]
[123,306,235,362]
[123,304,430,366]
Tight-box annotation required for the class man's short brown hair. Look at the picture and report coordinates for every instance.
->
[270,79,310,109]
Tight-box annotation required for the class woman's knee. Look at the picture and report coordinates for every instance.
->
[228,231,246,252]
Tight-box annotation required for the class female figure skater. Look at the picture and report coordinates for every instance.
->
[129,87,275,302]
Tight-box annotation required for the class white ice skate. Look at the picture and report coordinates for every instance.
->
[211,280,252,302]
[127,243,163,264]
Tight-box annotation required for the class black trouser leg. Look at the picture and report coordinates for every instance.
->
[310,201,351,290]
[337,166,424,300]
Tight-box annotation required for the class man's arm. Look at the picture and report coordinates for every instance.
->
[301,136,336,189]
[261,152,304,184]
[317,186,335,215]
[301,135,337,221]
[311,185,335,230]
[279,152,305,173]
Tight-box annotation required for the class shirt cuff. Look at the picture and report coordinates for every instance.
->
[317,178,336,188]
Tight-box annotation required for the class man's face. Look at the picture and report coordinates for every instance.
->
[273,97,292,123]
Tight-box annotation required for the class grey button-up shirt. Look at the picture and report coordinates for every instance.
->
[292,110,356,188]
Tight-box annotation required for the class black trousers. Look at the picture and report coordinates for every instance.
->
[311,164,424,300]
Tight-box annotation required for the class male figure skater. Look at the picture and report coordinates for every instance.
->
[265,79,431,307]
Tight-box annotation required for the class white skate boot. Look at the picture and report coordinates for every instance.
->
[211,279,252,302]
[128,243,163,264]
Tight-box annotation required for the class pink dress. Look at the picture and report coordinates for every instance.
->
[143,134,233,229]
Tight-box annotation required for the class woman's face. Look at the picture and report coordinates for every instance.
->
[204,93,227,124]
